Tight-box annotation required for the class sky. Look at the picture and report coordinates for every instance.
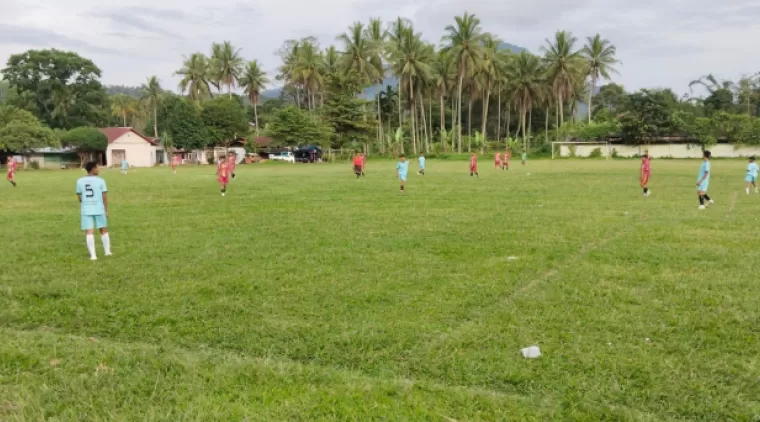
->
[1,0,758,97]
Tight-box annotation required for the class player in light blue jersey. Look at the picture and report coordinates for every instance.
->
[396,154,409,194]
[76,161,111,260]
[121,158,128,175]
[417,153,426,176]
[745,156,759,195]
[696,150,713,210]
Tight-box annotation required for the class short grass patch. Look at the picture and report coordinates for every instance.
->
[1,159,759,420]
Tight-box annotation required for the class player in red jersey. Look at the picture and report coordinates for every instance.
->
[360,153,366,176]
[217,157,229,196]
[6,158,17,187]
[640,150,651,196]
[469,152,479,178]
[171,154,180,174]
[503,149,511,170]
[352,153,363,178]
[228,154,237,180]
[494,152,501,169]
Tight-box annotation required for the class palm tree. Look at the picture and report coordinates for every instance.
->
[542,30,582,127]
[507,52,543,152]
[388,25,432,155]
[442,12,485,152]
[240,60,269,137]
[581,34,619,122]
[277,41,303,107]
[175,53,213,103]
[478,34,504,143]
[322,45,341,79]
[365,18,386,146]
[140,76,162,137]
[110,94,137,127]
[735,73,760,115]
[211,41,244,98]
[295,40,323,110]
[387,18,413,127]
[338,22,378,85]
[432,50,454,150]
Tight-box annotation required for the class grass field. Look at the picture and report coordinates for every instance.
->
[1,158,760,421]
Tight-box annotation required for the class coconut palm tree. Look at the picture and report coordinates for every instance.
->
[388,25,432,154]
[140,76,162,137]
[581,34,619,122]
[277,40,303,107]
[110,94,137,127]
[542,30,582,127]
[175,53,213,103]
[295,40,323,111]
[442,12,485,152]
[365,17,386,146]
[387,18,413,127]
[478,34,504,143]
[211,41,244,98]
[240,60,269,137]
[338,22,379,85]
[431,50,454,150]
[322,45,341,79]
[735,73,760,115]
[507,52,543,152]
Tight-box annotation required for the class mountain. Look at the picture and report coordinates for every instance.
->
[261,41,528,101]
[106,85,145,98]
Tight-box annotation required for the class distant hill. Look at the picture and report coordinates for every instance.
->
[262,41,528,100]
[106,85,145,98]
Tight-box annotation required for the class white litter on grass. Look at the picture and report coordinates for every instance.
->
[645,338,651,342]
[520,345,541,358]
[507,256,519,261]
[624,211,629,216]
[527,173,531,176]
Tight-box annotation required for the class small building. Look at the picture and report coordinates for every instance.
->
[100,127,163,168]
[26,147,81,168]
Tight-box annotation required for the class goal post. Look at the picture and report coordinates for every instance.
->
[552,141,612,160]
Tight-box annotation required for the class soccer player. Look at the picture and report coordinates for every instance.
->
[171,154,180,174]
[76,161,111,260]
[745,156,759,195]
[218,156,229,196]
[521,151,527,166]
[696,150,713,210]
[418,152,426,175]
[396,154,409,193]
[228,154,237,180]
[360,153,366,176]
[352,153,363,179]
[6,158,17,187]
[503,149,511,170]
[120,158,128,175]
[640,150,651,196]
[470,152,479,178]
[494,152,501,169]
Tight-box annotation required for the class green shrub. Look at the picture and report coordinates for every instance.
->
[568,145,577,158]
[206,155,215,165]
[589,147,602,158]
[611,148,619,159]
[29,160,40,169]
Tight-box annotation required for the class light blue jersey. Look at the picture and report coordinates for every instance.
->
[76,176,107,215]
[121,159,128,169]
[746,162,759,182]
[697,160,711,191]
[418,156,426,169]
[397,161,409,181]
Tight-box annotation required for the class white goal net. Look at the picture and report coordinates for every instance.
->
[551,142,612,160]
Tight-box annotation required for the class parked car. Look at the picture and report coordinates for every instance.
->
[270,151,295,163]
[295,146,322,163]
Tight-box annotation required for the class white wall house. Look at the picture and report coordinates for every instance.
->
[100,128,161,167]
[558,142,760,159]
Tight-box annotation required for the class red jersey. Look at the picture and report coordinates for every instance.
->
[7,160,16,174]
[470,156,478,170]
[505,151,511,161]
[172,156,180,166]
[360,155,366,166]
[495,152,501,162]
[218,162,229,179]
[353,156,362,166]
[641,156,651,173]
[228,156,236,171]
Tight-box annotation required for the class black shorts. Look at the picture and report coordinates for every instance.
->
[354,165,362,174]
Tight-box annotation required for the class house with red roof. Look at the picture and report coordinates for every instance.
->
[99,127,164,168]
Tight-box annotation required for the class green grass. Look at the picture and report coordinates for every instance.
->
[2,159,760,421]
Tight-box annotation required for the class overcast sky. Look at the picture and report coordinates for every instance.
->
[1,0,757,96]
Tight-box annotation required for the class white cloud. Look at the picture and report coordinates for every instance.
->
[1,0,757,96]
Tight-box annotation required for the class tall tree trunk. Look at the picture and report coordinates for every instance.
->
[122,111,127,127]
[410,75,417,155]
[429,99,433,151]
[588,75,596,123]
[228,83,232,99]
[397,80,403,127]
[467,97,473,152]
[377,84,383,152]
[450,95,456,151]
[419,92,429,153]
[481,84,491,143]
[440,93,446,152]
[521,100,527,153]
[456,70,464,153]
[558,92,565,126]
[506,106,511,140]
[254,102,260,137]
[527,108,532,153]
[153,105,158,137]
[555,101,560,140]
[545,106,549,143]
[497,86,502,143]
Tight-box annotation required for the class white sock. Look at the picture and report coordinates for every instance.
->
[101,233,111,255]
[86,234,97,259]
